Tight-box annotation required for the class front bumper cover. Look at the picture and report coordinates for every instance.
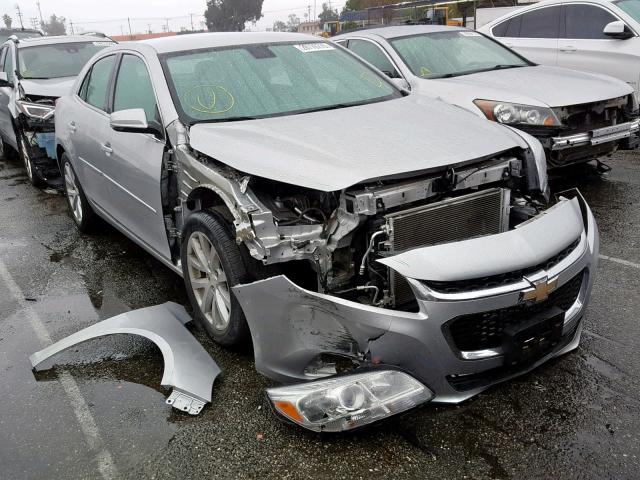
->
[233,193,598,404]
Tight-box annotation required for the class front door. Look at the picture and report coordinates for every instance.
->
[101,53,170,260]
[0,45,16,148]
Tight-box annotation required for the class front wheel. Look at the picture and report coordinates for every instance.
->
[18,132,45,188]
[181,211,252,347]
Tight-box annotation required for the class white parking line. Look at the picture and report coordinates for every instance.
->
[599,254,640,270]
[0,260,119,480]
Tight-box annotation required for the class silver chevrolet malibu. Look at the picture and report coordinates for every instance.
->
[54,32,599,432]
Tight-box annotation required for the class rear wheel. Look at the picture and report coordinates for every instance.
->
[62,154,97,232]
[181,211,251,347]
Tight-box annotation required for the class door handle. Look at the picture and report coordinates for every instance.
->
[100,142,113,156]
[69,121,77,133]
[560,46,577,52]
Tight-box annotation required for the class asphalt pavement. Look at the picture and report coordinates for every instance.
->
[1,150,639,480]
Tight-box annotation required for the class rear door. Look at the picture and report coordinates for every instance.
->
[101,53,170,259]
[558,2,640,93]
[70,54,117,210]
[491,5,562,65]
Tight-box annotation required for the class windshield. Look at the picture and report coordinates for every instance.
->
[161,41,400,123]
[18,41,114,79]
[614,0,640,22]
[389,31,530,79]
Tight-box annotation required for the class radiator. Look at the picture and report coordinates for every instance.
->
[384,188,510,306]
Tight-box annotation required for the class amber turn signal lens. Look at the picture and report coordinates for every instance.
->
[273,400,304,423]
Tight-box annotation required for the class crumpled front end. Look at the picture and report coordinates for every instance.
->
[233,192,598,429]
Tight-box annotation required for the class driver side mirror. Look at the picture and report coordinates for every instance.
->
[0,72,11,87]
[110,108,160,136]
[603,21,634,39]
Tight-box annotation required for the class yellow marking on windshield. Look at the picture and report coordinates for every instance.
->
[359,71,384,88]
[419,67,431,77]
[184,85,236,115]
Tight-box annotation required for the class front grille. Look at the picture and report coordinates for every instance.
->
[445,270,585,352]
[424,237,581,294]
[558,96,631,133]
[384,188,509,306]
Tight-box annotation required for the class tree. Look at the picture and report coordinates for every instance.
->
[204,0,264,32]
[272,20,287,32]
[41,14,67,35]
[2,14,12,29]
[343,0,398,11]
[318,2,339,28]
[286,13,300,32]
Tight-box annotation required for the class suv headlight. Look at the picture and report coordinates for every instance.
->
[267,370,433,432]
[17,100,55,120]
[474,99,561,126]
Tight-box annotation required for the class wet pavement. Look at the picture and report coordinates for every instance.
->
[1,150,639,480]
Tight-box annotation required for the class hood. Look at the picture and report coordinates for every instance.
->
[19,76,77,98]
[419,65,633,109]
[189,95,528,191]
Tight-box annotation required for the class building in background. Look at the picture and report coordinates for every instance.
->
[297,21,322,35]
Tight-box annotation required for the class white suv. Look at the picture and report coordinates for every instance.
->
[479,0,640,98]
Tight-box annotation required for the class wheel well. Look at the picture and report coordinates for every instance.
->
[186,187,234,222]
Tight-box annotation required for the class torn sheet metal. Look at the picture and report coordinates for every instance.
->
[29,302,220,415]
[232,275,419,383]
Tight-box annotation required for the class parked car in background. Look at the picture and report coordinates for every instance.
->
[0,35,115,187]
[0,28,43,45]
[56,32,598,432]
[479,0,640,100]
[335,25,639,168]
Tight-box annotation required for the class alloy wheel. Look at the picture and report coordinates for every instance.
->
[64,162,83,224]
[186,232,232,331]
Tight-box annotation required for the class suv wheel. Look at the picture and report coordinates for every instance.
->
[62,154,97,232]
[18,132,45,188]
[181,211,251,347]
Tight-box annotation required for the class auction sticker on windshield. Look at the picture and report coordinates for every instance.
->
[294,43,335,53]
[460,32,482,37]
[93,41,114,46]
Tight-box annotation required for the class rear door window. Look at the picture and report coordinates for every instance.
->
[564,4,618,39]
[518,6,562,38]
[83,55,116,111]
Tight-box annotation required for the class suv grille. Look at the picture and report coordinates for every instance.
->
[446,270,585,352]
[424,237,581,294]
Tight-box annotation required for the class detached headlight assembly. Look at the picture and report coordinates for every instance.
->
[17,100,55,120]
[474,99,561,126]
[267,370,433,432]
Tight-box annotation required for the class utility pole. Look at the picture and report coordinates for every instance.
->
[165,18,170,32]
[15,4,24,29]
[190,13,194,31]
[120,25,124,36]
[127,17,132,37]
[314,0,317,20]
[69,19,75,35]
[307,5,311,23]
[147,24,152,34]
[36,0,44,24]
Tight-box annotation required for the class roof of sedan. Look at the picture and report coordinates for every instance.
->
[335,24,467,40]
[16,34,114,47]
[141,31,322,53]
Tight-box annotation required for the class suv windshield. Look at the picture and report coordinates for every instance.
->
[18,41,114,79]
[161,41,400,123]
[389,31,529,79]
[614,0,640,22]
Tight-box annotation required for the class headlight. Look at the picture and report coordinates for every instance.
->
[474,99,561,126]
[17,100,55,120]
[267,370,433,432]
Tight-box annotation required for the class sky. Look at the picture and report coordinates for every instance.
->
[0,0,348,35]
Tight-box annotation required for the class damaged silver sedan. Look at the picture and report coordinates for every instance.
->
[55,32,598,432]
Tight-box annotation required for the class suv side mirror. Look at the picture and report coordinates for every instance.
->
[110,108,158,135]
[603,21,634,39]
[0,72,10,87]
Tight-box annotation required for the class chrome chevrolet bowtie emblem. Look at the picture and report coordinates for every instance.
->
[521,276,558,303]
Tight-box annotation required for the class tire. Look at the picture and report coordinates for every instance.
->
[61,154,98,233]
[18,131,46,188]
[181,211,252,347]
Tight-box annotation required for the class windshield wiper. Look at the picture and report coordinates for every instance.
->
[489,64,524,71]
[21,76,53,80]
[434,64,525,79]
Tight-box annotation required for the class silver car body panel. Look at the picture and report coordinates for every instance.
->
[29,302,220,415]
[19,77,77,98]
[188,94,529,192]
[233,194,598,402]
